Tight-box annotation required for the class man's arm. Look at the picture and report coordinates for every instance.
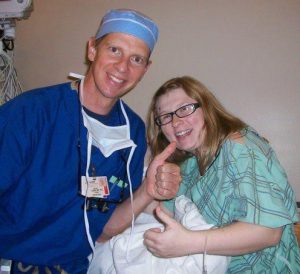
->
[98,142,181,242]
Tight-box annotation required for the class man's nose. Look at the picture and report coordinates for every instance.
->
[114,57,129,73]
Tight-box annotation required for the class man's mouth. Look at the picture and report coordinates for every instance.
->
[109,74,125,84]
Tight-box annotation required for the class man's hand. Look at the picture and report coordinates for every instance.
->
[145,142,181,200]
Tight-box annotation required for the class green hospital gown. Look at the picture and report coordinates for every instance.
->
[164,127,300,273]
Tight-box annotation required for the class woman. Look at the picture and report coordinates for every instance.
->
[144,76,300,273]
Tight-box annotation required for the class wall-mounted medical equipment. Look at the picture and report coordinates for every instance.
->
[0,0,33,39]
[0,0,33,105]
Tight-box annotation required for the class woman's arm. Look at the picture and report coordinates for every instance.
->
[144,207,282,257]
[190,221,282,256]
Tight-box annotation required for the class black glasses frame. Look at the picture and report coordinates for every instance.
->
[155,103,200,126]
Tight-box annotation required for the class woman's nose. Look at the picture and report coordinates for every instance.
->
[171,114,182,127]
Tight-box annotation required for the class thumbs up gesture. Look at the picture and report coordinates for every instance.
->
[144,206,191,258]
[145,142,181,200]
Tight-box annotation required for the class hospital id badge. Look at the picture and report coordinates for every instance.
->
[80,176,110,198]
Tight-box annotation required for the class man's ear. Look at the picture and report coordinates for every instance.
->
[144,60,152,73]
[136,60,152,84]
[87,37,97,62]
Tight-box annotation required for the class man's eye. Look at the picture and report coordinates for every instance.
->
[131,56,146,65]
[109,47,120,54]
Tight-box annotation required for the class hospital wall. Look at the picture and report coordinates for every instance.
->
[14,0,300,201]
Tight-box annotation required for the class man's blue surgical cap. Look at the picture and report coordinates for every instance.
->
[95,9,159,53]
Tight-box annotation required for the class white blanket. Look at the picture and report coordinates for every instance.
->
[88,195,230,274]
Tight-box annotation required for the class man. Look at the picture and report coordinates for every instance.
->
[0,9,181,273]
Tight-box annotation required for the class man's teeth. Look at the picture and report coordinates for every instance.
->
[110,75,124,83]
[176,129,191,136]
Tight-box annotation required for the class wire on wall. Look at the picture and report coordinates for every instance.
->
[0,0,33,105]
[0,31,23,105]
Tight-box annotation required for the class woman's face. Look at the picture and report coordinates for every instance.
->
[156,88,205,153]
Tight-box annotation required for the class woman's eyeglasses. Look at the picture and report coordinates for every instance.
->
[155,103,200,126]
